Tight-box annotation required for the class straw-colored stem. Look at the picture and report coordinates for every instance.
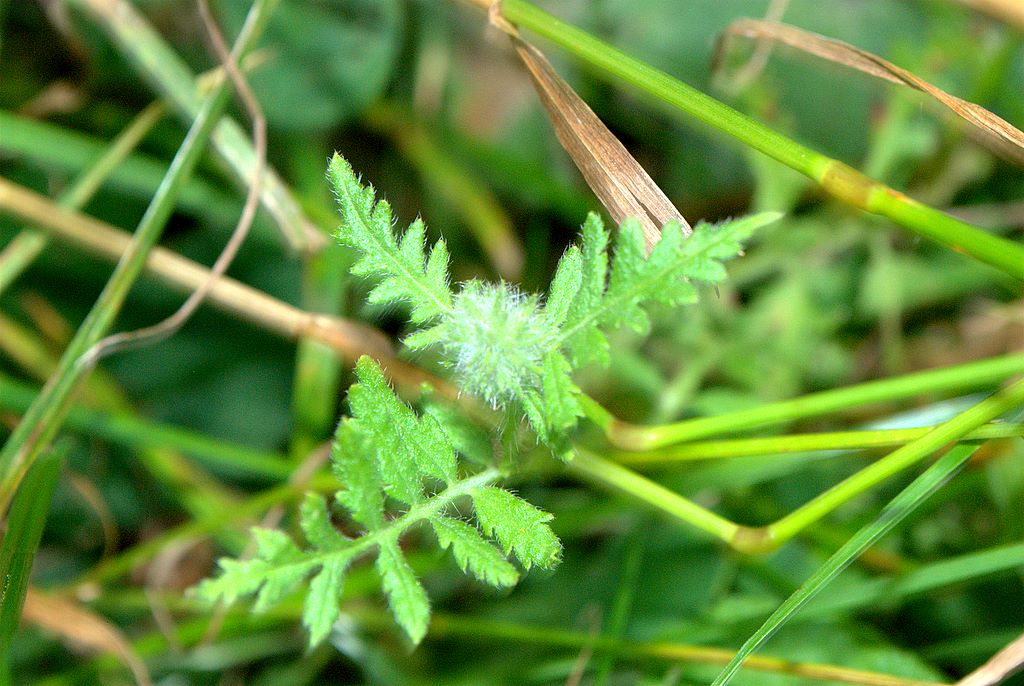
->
[611,422,1024,467]
[0,177,403,366]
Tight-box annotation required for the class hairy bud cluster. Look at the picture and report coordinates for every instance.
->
[440,281,556,407]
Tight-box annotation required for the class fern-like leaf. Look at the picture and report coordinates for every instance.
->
[329,153,778,450]
[328,153,452,324]
[193,355,560,646]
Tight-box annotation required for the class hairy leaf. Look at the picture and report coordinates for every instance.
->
[332,419,385,529]
[471,487,561,570]
[348,356,456,500]
[377,537,431,643]
[430,516,520,588]
[303,556,351,646]
[300,493,349,551]
[328,153,452,324]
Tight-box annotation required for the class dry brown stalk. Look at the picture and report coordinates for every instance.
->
[715,19,1024,166]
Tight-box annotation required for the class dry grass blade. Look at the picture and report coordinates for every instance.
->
[715,19,1024,166]
[955,631,1024,686]
[489,3,689,251]
[22,587,153,686]
[513,37,691,250]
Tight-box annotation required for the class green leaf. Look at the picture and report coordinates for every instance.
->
[544,245,582,327]
[348,356,456,502]
[557,212,779,363]
[563,212,611,368]
[423,400,494,466]
[0,447,63,658]
[376,538,431,644]
[300,492,349,551]
[251,529,314,612]
[303,555,351,646]
[540,351,582,436]
[471,487,561,570]
[430,516,520,588]
[329,154,452,324]
[331,418,385,529]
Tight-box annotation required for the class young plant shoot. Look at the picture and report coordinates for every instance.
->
[193,153,778,645]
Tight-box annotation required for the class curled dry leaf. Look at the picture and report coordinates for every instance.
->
[488,2,690,253]
[513,37,692,251]
[714,19,1024,166]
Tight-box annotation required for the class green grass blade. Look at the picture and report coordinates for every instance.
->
[64,0,316,248]
[0,445,64,658]
[709,422,1019,686]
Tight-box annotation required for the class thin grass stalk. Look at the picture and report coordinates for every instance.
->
[767,376,1024,546]
[583,353,1024,449]
[572,377,1024,553]
[611,423,1024,466]
[0,0,273,516]
[473,0,1024,279]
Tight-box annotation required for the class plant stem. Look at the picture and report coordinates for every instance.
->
[483,0,1024,279]
[0,0,272,516]
[766,376,1024,546]
[611,423,1024,466]
[0,178,393,362]
[572,377,1024,553]
[585,353,1024,449]
[569,449,741,543]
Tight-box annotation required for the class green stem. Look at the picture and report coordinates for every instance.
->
[767,376,1024,546]
[611,423,1024,466]
[0,0,273,516]
[573,377,1024,553]
[569,449,741,543]
[496,0,1024,280]
[587,353,1024,449]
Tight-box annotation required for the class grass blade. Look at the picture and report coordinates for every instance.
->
[710,442,977,686]
[0,446,63,658]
